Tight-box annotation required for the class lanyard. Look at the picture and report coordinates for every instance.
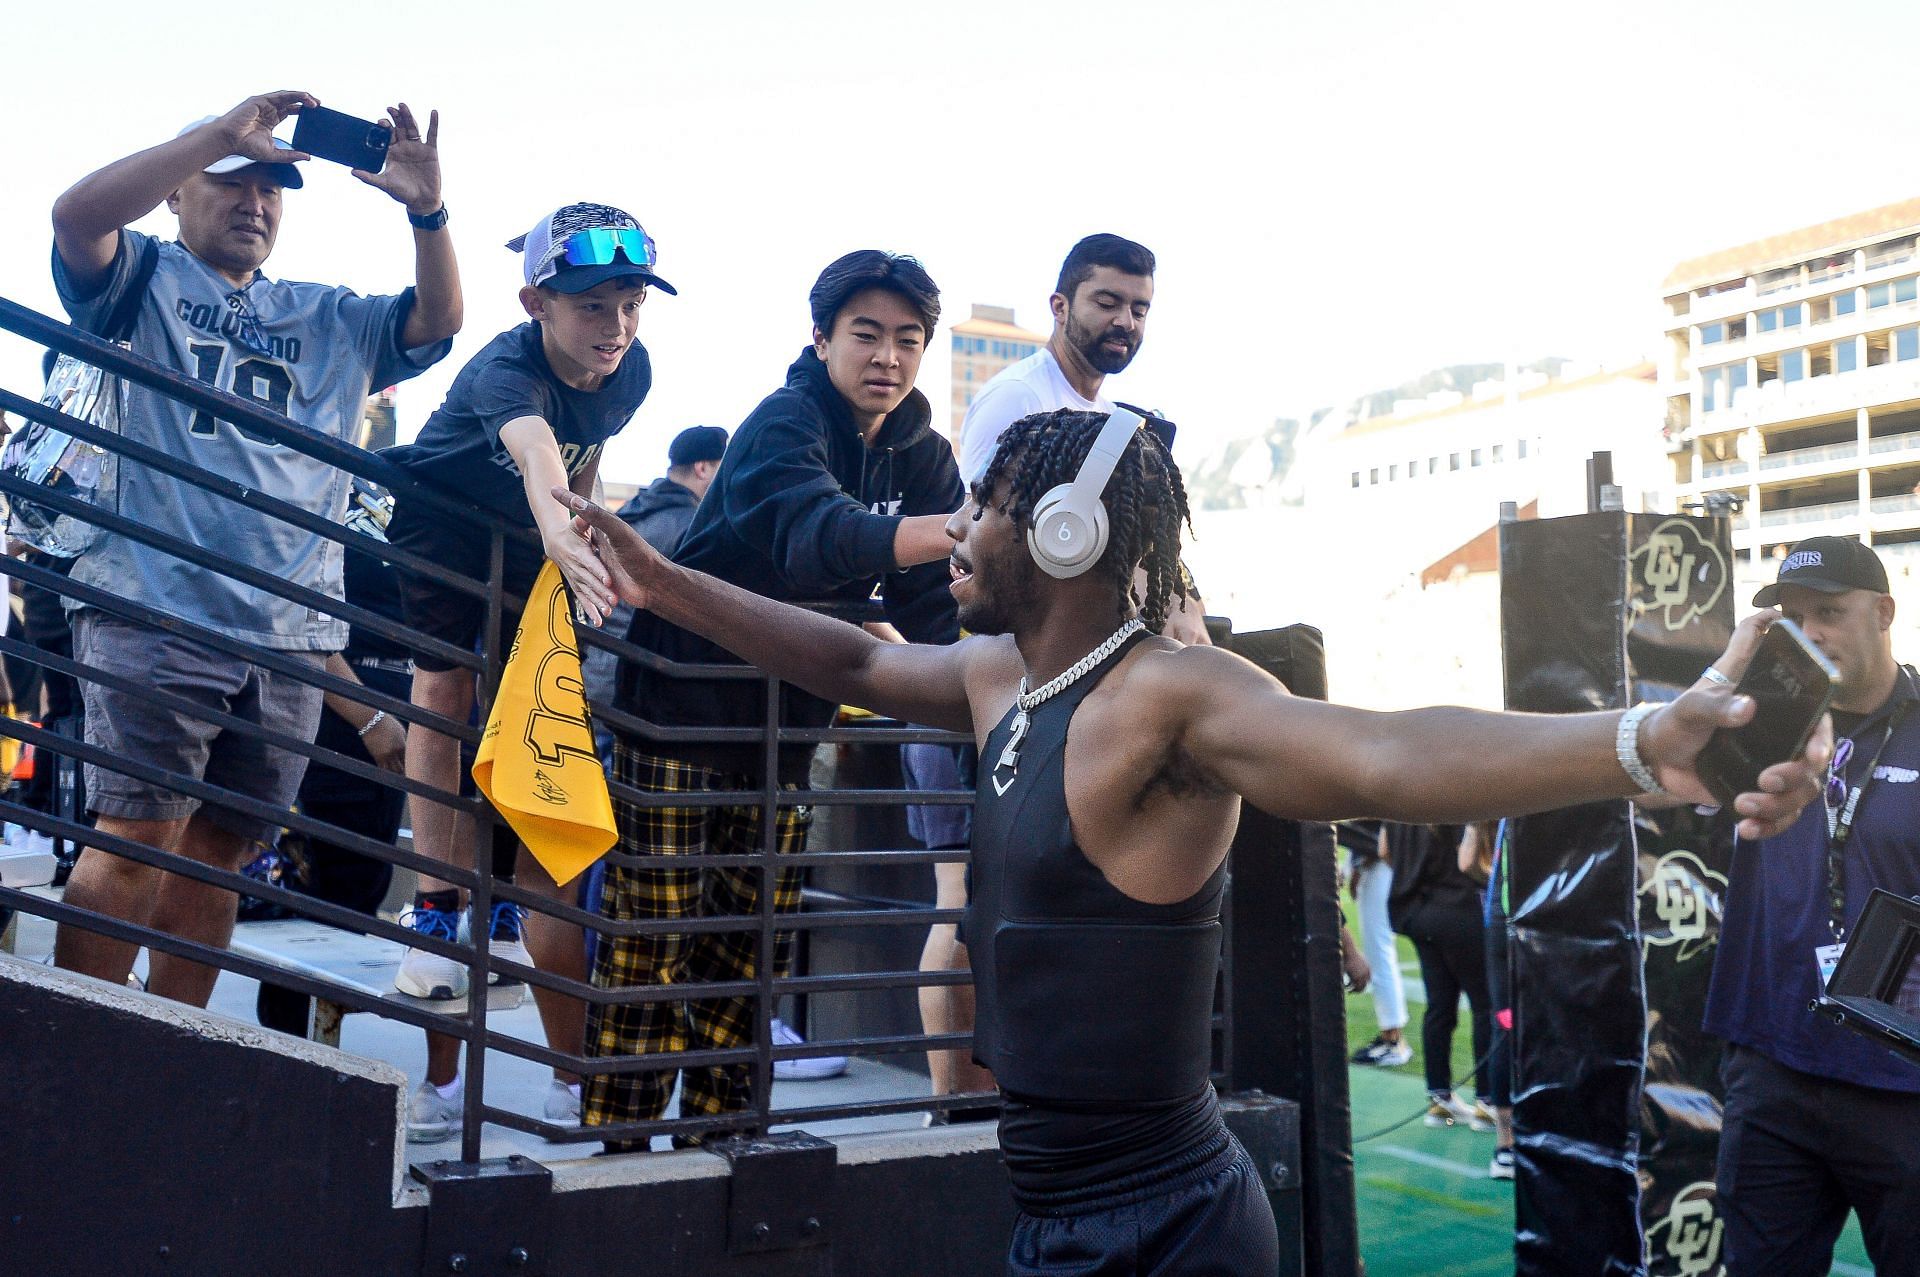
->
[1824,675,1916,943]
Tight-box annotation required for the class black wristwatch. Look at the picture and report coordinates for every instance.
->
[408,205,449,232]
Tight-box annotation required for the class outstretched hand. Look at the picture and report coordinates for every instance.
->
[552,487,670,611]
[354,102,442,216]
[1637,610,1832,840]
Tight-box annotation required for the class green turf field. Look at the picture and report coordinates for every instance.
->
[1342,916,1874,1275]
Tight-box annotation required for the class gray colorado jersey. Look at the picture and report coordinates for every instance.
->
[53,230,451,650]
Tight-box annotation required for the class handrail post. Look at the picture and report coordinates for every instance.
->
[755,672,781,1134]
[458,523,509,1164]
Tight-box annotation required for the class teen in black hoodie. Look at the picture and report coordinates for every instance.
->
[615,343,963,780]
[586,252,963,1146]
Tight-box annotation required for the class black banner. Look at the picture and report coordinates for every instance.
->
[1627,515,1735,1277]
[1499,512,1734,1277]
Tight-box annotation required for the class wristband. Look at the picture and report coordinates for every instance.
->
[407,205,449,231]
[1616,702,1663,794]
[357,710,388,738]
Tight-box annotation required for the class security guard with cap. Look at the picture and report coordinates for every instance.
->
[1704,535,1920,1276]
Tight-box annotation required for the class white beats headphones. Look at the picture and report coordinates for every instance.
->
[1026,408,1144,579]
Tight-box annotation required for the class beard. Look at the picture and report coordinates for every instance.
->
[1067,307,1139,376]
[956,537,1042,636]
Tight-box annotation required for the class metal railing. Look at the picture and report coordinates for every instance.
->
[0,296,1121,1165]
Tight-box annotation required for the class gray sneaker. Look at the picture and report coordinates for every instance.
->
[407,1080,462,1144]
[771,1017,847,1080]
[544,1079,581,1127]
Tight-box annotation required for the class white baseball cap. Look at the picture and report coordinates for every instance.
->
[177,117,305,189]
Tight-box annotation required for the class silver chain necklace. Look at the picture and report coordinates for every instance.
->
[992,618,1146,791]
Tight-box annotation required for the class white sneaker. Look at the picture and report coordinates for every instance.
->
[1489,1147,1516,1180]
[1423,1090,1478,1128]
[770,1017,847,1080]
[394,906,469,1000]
[545,1079,582,1127]
[1349,1035,1413,1068]
[487,902,532,987]
[407,1079,462,1143]
[1468,1100,1497,1133]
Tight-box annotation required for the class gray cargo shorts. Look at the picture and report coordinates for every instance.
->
[74,611,326,840]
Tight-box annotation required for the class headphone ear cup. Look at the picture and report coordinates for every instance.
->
[1027,485,1071,573]
[1028,485,1109,579]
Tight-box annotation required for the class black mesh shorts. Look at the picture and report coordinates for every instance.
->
[386,496,547,673]
[1008,1136,1280,1276]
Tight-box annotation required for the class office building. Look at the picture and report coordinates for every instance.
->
[948,304,1044,443]
[1664,198,1920,581]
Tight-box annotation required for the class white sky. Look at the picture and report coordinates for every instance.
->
[2,0,1917,486]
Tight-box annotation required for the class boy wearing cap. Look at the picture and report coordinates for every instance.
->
[48,91,460,1007]
[379,202,670,1136]
[1705,536,1920,1274]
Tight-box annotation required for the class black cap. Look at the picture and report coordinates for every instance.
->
[1752,535,1890,606]
[668,425,728,467]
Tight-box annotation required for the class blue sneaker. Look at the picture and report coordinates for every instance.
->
[394,905,467,1000]
[487,901,531,987]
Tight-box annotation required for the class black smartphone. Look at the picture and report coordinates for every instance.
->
[1695,617,1837,806]
[291,105,392,173]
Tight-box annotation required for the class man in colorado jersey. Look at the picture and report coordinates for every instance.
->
[48,90,460,1007]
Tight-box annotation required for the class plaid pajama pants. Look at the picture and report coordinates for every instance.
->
[583,744,813,1149]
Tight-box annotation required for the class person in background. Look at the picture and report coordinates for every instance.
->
[254,483,410,1036]
[1342,818,1412,1068]
[1387,821,1494,1130]
[954,233,1208,647]
[1463,819,1515,1179]
[1705,538,1920,1273]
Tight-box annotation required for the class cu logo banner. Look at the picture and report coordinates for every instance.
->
[1630,518,1729,632]
[1639,849,1729,963]
[1645,1181,1726,1277]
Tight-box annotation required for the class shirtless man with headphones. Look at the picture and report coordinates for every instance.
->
[554,407,1826,1275]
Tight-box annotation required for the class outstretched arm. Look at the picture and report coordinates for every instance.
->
[1151,619,1827,841]
[559,489,980,732]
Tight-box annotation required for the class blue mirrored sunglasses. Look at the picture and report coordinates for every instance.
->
[1825,735,1855,810]
[557,227,655,270]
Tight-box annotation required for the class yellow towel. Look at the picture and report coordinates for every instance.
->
[471,562,616,887]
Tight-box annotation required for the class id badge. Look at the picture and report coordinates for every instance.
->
[1815,942,1846,990]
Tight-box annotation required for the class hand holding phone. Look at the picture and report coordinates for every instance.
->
[1694,617,1838,806]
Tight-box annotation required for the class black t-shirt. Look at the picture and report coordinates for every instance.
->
[382,322,650,527]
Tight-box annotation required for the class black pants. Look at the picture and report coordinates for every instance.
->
[1718,1043,1920,1276]
[1403,901,1491,1096]
[256,664,410,1036]
[1009,1137,1279,1276]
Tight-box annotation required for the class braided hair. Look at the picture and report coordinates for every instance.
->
[974,408,1193,630]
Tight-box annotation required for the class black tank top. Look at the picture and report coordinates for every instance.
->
[969,630,1228,1199]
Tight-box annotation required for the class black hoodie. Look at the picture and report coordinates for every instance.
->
[617,348,964,781]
